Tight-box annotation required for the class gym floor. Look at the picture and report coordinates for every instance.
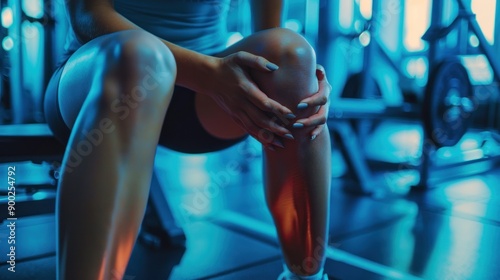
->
[1,122,500,280]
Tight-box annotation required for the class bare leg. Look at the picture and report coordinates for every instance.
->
[199,28,331,277]
[254,30,330,277]
[54,30,176,280]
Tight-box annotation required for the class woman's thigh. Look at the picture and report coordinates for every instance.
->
[46,30,174,141]
[44,34,119,143]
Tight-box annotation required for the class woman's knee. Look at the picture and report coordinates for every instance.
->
[59,30,176,127]
[98,30,176,101]
[76,30,177,125]
[259,28,316,68]
[248,28,318,108]
[107,30,175,70]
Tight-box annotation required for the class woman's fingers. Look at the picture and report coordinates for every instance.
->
[297,91,328,108]
[233,51,280,72]
[226,51,295,120]
[309,125,325,140]
[295,105,328,127]
[291,64,331,140]
[238,112,286,148]
[296,66,331,108]
[218,52,335,146]
[232,52,295,116]
[245,82,295,118]
[238,100,293,138]
[247,105,294,137]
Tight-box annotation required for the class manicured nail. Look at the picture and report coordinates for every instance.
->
[274,139,285,148]
[297,103,309,109]
[284,134,294,140]
[311,134,317,140]
[266,62,279,71]
[293,123,304,128]
[285,113,297,119]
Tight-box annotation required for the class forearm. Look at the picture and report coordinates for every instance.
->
[160,41,219,93]
[251,0,284,32]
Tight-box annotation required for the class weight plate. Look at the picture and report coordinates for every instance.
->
[423,58,474,147]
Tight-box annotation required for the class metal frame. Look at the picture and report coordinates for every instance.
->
[416,0,500,189]
[0,123,187,248]
[7,0,25,123]
[4,0,56,123]
[424,0,500,82]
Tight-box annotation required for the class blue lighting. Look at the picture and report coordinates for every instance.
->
[2,36,14,51]
[22,0,44,19]
[32,191,50,200]
[359,0,373,20]
[226,32,243,47]
[359,30,371,46]
[338,0,354,29]
[1,7,13,28]
[469,34,480,48]
[461,55,494,85]
[284,19,302,33]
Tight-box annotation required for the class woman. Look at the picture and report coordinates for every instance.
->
[44,0,332,279]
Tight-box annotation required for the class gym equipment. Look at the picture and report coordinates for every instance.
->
[422,0,500,148]
[423,57,474,148]
[328,99,419,194]
[0,123,186,249]
[337,0,405,103]
[328,97,500,194]
[0,124,62,221]
[140,171,186,249]
[328,0,500,193]
[326,0,420,193]
[342,73,382,100]
[415,0,500,188]
[335,0,410,147]
[1,0,54,123]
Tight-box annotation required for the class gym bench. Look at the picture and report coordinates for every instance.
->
[0,123,185,248]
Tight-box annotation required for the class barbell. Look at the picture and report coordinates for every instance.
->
[339,57,476,148]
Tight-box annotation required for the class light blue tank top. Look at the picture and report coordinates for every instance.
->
[65,0,231,55]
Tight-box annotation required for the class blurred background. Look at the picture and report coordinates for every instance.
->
[1,0,500,279]
[1,0,499,124]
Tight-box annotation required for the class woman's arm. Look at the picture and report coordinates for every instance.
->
[66,0,295,148]
[66,0,215,93]
[251,0,284,32]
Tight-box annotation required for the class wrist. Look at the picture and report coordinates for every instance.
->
[175,51,220,95]
[188,55,221,97]
[161,40,220,94]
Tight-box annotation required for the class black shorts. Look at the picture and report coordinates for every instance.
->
[43,63,248,154]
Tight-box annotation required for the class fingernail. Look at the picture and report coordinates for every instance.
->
[266,62,279,71]
[293,123,304,128]
[285,113,297,119]
[317,68,325,79]
[311,134,317,140]
[284,134,294,140]
[274,139,285,148]
[297,103,308,109]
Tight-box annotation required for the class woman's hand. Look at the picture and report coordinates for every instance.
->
[206,51,296,149]
[293,65,331,140]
